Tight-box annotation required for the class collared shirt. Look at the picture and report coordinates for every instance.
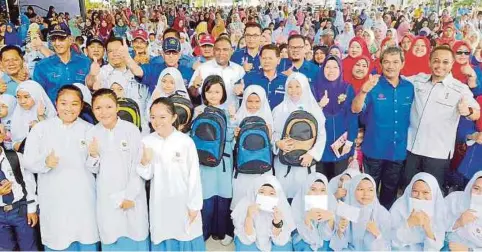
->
[0,149,37,213]
[243,69,287,109]
[188,59,245,108]
[150,54,196,69]
[32,52,91,102]
[405,73,480,159]
[277,58,320,90]
[231,48,261,73]
[361,76,414,161]
[138,62,194,93]
[2,74,21,96]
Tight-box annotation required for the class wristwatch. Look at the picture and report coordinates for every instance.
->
[466,107,474,117]
[272,219,283,229]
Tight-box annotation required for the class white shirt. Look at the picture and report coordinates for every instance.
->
[23,117,99,250]
[0,148,37,213]
[188,59,245,108]
[405,73,480,159]
[136,130,203,244]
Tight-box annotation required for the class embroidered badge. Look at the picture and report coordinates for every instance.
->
[338,94,347,104]
[80,139,87,148]
[121,140,128,151]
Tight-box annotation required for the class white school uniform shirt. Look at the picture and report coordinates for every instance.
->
[188,59,245,108]
[136,129,203,245]
[86,119,149,244]
[405,73,480,159]
[0,148,37,213]
[23,117,99,250]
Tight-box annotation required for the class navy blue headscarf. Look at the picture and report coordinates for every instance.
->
[314,55,349,116]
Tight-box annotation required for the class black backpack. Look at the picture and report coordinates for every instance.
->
[3,150,27,201]
[279,110,318,177]
[118,98,142,131]
[168,93,194,133]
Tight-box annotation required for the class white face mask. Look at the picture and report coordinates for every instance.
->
[470,194,482,217]
[256,194,278,212]
[304,194,328,211]
[410,197,434,218]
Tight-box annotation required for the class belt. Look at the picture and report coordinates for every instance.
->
[1,200,34,212]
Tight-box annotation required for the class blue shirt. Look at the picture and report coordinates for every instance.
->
[2,74,20,96]
[361,76,414,161]
[137,62,194,93]
[33,52,91,102]
[243,70,287,109]
[231,48,261,73]
[277,59,320,90]
[150,54,196,69]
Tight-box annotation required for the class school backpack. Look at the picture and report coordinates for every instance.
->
[168,93,194,133]
[234,116,272,178]
[279,110,318,177]
[79,103,97,125]
[117,98,141,131]
[3,150,28,202]
[190,106,229,170]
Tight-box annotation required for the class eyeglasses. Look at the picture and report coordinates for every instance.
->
[245,34,260,39]
[289,46,304,51]
[164,51,179,55]
[456,51,471,55]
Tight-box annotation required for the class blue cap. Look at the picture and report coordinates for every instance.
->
[48,24,70,38]
[162,37,181,52]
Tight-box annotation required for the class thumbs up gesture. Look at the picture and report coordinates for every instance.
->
[0,78,7,94]
[90,56,101,76]
[45,149,59,169]
[319,90,330,108]
[141,145,153,166]
[228,103,237,119]
[233,80,244,96]
[88,137,100,158]
[121,38,131,61]
[243,60,253,72]
[282,65,294,77]
[458,97,471,116]
[37,100,46,117]
[193,72,203,89]
[361,74,380,93]
[192,58,202,70]
[462,65,476,78]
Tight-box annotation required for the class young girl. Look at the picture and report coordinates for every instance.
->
[232,85,273,210]
[136,97,204,251]
[147,67,190,115]
[11,80,56,152]
[390,172,446,251]
[330,174,391,250]
[86,89,149,250]
[272,73,326,200]
[0,94,17,150]
[23,85,99,251]
[194,75,236,244]
[327,167,361,202]
[445,171,482,251]
[231,175,295,251]
[291,173,337,251]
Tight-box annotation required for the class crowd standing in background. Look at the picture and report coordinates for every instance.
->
[1,1,482,251]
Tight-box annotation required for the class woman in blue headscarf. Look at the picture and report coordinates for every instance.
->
[5,23,21,46]
[390,172,447,251]
[445,171,482,251]
[313,55,358,180]
[18,14,31,44]
[330,174,392,250]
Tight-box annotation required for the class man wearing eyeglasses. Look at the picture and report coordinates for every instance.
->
[231,22,262,73]
[277,34,320,91]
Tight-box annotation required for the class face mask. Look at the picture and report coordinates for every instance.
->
[410,197,434,218]
[256,194,278,212]
[470,194,482,217]
[304,194,328,211]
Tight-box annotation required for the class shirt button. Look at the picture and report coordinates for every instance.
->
[395,100,398,102]
[395,121,398,124]
[395,110,398,113]
[395,131,398,134]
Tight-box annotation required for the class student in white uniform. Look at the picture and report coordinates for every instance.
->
[0,94,17,150]
[231,85,273,210]
[137,97,205,251]
[291,173,337,251]
[10,80,56,152]
[330,174,391,250]
[445,171,482,251]
[231,174,295,251]
[23,85,99,251]
[86,89,149,250]
[390,172,446,251]
[272,73,327,200]
[327,167,361,202]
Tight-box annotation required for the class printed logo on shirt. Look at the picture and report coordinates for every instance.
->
[416,87,427,93]
[172,151,183,163]
[120,140,128,151]
[377,93,387,101]
[80,139,87,148]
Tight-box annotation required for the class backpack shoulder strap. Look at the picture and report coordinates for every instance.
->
[4,150,27,200]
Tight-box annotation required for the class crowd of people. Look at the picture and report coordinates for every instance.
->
[0,1,481,251]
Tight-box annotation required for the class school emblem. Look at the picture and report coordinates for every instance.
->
[170,39,176,45]
[121,140,128,151]
[80,139,86,148]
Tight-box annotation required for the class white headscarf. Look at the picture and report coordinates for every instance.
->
[10,80,56,143]
[0,94,17,123]
[108,71,129,90]
[73,83,92,106]
[327,168,361,200]
[291,173,337,250]
[232,174,295,251]
[236,85,273,127]
[153,67,189,99]
[180,32,194,56]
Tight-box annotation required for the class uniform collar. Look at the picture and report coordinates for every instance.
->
[426,73,454,87]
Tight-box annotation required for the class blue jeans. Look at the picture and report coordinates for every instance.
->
[0,205,38,250]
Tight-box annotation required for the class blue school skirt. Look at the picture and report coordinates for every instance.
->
[234,236,293,251]
[44,242,99,251]
[102,236,150,251]
[151,235,205,251]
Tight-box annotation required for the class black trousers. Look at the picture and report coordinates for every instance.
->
[316,159,349,181]
[404,151,450,193]
[363,156,404,210]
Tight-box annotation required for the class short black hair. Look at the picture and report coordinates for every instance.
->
[75,36,85,44]
[214,37,232,47]
[201,75,227,106]
[163,28,181,39]
[105,36,124,48]
[288,34,304,44]
[56,84,84,104]
[260,44,280,57]
[149,33,156,37]
[262,28,271,33]
[0,45,23,61]
[244,22,262,34]
[430,45,455,60]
